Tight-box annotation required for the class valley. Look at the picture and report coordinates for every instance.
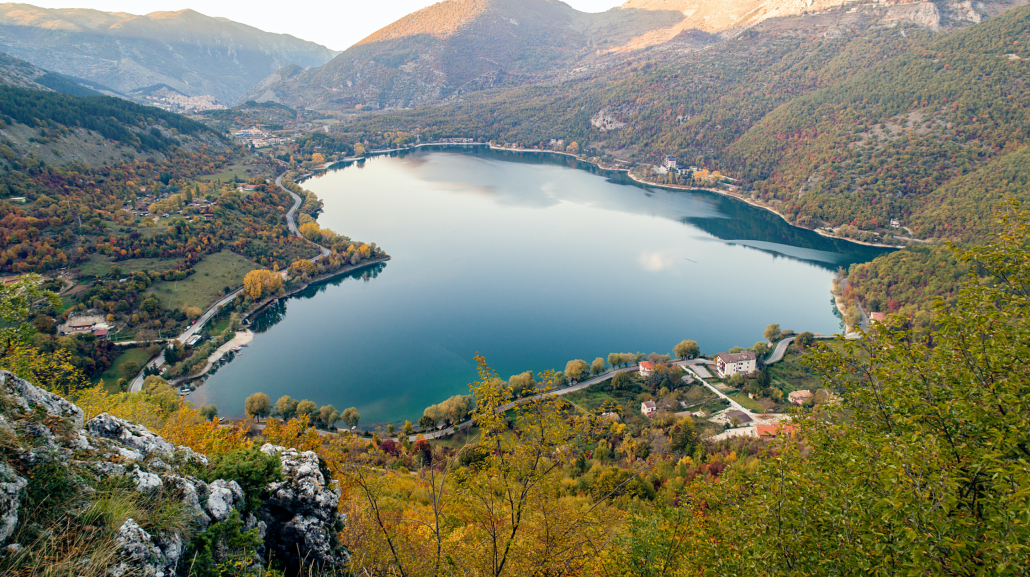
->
[0,0,1027,574]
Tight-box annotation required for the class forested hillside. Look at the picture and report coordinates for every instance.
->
[352,3,1030,244]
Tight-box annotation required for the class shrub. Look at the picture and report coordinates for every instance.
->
[203,446,282,513]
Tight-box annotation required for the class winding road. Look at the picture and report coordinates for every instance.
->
[764,337,795,364]
[129,172,331,392]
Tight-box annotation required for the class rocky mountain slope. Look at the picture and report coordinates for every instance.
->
[242,0,690,110]
[0,3,338,105]
[246,0,1019,111]
[0,371,347,574]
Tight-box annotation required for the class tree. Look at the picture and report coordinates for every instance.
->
[607,352,621,368]
[182,306,202,320]
[418,414,435,429]
[274,395,299,419]
[591,357,606,375]
[317,404,341,428]
[164,339,185,363]
[296,399,317,417]
[565,359,588,382]
[0,275,61,349]
[673,340,700,359]
[341,406,360,428]
[699,206,1030,574]
[509,371,535,395]
[795,331,816,351]
[611,371,632,390]
[763,323,781,342]
[243,269,283,300]
[199,404,219,421]
[119,360,141,379]
[403,420,413,436]
[752,341,770,357]
[244,392,270,419]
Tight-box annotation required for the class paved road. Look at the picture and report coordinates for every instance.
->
[764,337,795,364]
[128,287,244,393]
[275,173,330,261]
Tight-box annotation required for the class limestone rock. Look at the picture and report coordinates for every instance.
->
[111,518,178,577]
[0,462,27,544]
[132,468,163,492]
[258,444,347,571]
[0,371,83,426]
[205,479,245,523]
[87,414,174,460]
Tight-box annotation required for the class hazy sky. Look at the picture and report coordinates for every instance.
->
[30,1,626,51]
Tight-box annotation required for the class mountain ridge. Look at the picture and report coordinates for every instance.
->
[0,3,339,105]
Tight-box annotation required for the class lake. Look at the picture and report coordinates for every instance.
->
[188,147,887,425]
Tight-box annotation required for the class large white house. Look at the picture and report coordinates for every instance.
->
[715,351,757,378]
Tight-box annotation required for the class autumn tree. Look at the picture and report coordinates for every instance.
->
[296,399,317,417]
[274,395,299,420]
[244,392,271,419]
[696,205,1030,574]
[763,323,781,342]
[565,359,588,382]
[243,269,283,300]
[673,339,700,359]
[508,371,535,396]
[341,406,360,428]
[591,357,606,375]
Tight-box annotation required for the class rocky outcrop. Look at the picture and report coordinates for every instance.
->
[259,444,348,572]
[0,370,344,575]
[0,463,26,544]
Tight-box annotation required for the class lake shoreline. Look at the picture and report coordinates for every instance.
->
[242,256,392,322]
[318,144,900,250]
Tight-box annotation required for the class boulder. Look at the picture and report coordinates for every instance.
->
[205,479,245,523]
[258,444,347,571]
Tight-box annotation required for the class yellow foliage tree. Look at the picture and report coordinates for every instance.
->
[160,402,250,457]
[263,415,323,452]
[299,222,322,242]
[243,269,283,300]
[311,152,326,163]
[1,345,88,397]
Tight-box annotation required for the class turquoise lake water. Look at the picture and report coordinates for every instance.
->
[189,148,886,425]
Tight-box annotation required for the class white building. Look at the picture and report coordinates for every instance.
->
[715,351,757,378]
[638,361,655,377]
[641,400,657,418]
[664,155,677,169]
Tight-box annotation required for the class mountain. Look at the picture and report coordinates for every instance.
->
[242,0,693,110]
[346,0,1030,244]
[246,0,1004,111]
[0,3,338,105]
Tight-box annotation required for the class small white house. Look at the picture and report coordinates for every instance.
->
[638,361,655,377]
[715,351,757,378]
[641,400,657,418]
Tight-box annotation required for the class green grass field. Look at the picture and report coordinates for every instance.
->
[98,346,154,392]
[726,391,764,412]
[767,345,827,392]
[147,250,261,311]
[77,255,168,279]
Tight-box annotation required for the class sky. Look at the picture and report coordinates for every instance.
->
[30,0,626,51]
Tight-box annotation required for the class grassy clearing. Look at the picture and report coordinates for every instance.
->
[98,347,154,392]
[726,391,764,412]
[767,345,826,392]
[77,255,168,279]
[147,250,260,311]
